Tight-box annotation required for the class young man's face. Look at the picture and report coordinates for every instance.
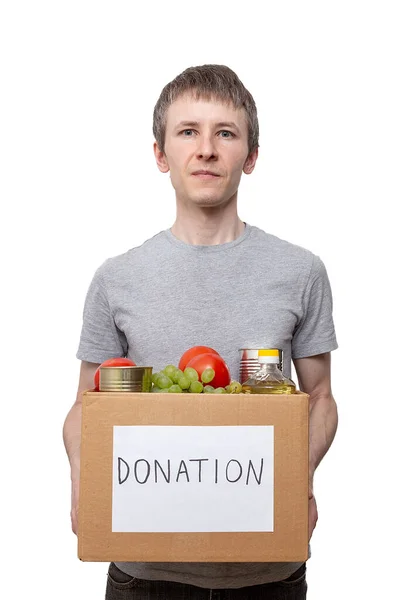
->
[154,93,258,208]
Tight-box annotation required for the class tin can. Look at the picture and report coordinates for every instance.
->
[239,348,283,384]
[99,366,153,392]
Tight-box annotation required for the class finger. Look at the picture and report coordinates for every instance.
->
[72,513,78,535]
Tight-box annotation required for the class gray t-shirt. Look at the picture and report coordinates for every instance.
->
[77,223,338,588]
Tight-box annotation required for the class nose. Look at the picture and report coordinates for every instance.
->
[196,134,217,160]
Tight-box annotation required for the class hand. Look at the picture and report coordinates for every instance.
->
[71,473,80,536]
[308,488,318,541]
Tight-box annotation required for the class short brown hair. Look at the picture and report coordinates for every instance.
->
[153,64,259,154]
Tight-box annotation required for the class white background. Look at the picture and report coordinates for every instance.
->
[1,1,398,598]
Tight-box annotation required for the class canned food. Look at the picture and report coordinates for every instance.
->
[239,348,283,384]
[99,366,153,392]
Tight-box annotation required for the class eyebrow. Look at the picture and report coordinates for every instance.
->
[174,121,240,132]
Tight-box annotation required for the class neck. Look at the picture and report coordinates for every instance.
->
[171,197,245,246]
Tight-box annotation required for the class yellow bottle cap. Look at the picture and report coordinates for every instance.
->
[258,349,280,357]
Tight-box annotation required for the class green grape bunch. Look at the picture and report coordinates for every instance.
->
[151,364,242,394]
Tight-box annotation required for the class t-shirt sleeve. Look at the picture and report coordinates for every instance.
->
[291,255,338,359]
[76,263,128,363]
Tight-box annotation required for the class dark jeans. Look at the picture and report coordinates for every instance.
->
[105,562,307,599]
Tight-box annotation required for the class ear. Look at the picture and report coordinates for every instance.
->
[154,142,170,173]
[243,147,258,174]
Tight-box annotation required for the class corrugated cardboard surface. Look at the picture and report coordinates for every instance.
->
[79,392,309,562]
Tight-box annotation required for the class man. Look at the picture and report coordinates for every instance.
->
[63,64,338,599]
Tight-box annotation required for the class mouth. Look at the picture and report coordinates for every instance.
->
[191,170,221,179]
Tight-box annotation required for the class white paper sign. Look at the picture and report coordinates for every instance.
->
[112,426,274,532]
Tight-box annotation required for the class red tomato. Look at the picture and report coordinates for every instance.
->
[178,346,220,372]
[94,357,136,391]
[186,353,230,389]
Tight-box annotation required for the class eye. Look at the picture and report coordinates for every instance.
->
[181,129,195,136]
[219,130,234,138]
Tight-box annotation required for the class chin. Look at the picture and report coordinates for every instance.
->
[193,200,225,209]
[190,194,227,207]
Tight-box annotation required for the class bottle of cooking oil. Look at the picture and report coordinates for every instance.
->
[242,349,296,394]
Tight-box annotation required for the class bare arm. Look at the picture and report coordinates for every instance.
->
[293,352,338,538]
[294,352,338,479]
[63,360,100,534]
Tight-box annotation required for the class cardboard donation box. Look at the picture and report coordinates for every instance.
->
[79,392,309,562]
